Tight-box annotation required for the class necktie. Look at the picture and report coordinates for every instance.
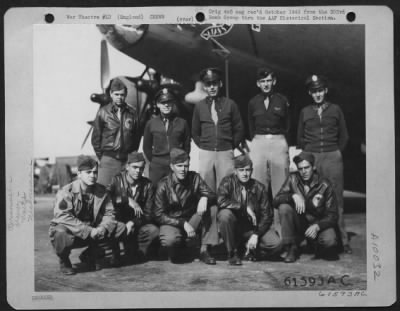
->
[304,185,310,195]
[164,118,169,131]
[117,107,121,120]
[264,96,270,111]
[211,100,218,124]
[317,106,323,119]
[241,186,247,207]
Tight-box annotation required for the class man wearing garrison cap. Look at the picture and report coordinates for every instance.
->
[154,148,219,264]
[143,87,191,185]
[297,75,351,254]
[247,67,290,230]
[273,151,339,263]
[217,153,282,265]
[92,77,140,186]
[49,155,127,275]
[192,67,244,192]
[108,152,159,264]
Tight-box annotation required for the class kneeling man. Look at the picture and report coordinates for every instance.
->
[274,151,339,263]
[154,148,219,264]
[49,155,126,275]
[108,152,159,263]
[217,154,282,265]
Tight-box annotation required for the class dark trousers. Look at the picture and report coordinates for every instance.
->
[149,157,171,185]
[218,209,282,256]
[312,150,348,245]
[159,205,219,251]
[278,203,337,252]
[121,223,160,257]
[49,222,127,259]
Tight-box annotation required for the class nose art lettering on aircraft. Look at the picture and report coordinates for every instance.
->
[200,24,234,40]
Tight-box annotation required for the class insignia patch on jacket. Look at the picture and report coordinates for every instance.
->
[312,194,323,208]
[125,118,133,129]
[58,198,68,210]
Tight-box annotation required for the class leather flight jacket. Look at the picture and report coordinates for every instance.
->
[273,172,338,231]
[217,173,274,237]
[92,102,139,160]
[108,172,155,227]
[154,172,217,228]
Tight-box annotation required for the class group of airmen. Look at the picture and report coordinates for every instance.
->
[49,66,351,275]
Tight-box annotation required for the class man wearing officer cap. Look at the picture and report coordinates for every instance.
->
[297,74,351,254]
[274,151,339,262]
[108,152,159,264]
[218,153,282,265]
[192,67,244,192]
[154,148,219,264]
[92,77,140,186]
[247,66,291,229]
[49,155,127,274]
[143,87,191,185]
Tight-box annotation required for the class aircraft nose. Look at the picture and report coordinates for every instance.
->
[97,24,148,49]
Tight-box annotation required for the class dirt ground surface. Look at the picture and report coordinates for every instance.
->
[34,195,366,292]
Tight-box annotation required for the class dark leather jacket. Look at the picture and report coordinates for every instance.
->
[273,172,338,230]
[91,102,139,160]
[217,174,273,236]
[107,172,155,227]
[154,171,217,228]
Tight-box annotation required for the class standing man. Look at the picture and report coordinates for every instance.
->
[274,152,339,262]
[49,155,126,275]
[143,87,191,185]
[108,152,159,263]
[92,77,139,186]
[248,67,290,228]
[218,154,282,265]
[297,74,351,254]
[192,68,244,192]
[154,148,219,264]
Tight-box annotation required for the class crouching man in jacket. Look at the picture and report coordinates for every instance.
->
[274,151,339,263]
[108,152,159,264]
[154,148,219,264]
[217,154,282,266]
[49,155,127,275]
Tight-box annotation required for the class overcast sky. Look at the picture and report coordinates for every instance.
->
[33,24,145,160]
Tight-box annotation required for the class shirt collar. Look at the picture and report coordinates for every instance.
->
[312,101,329,111]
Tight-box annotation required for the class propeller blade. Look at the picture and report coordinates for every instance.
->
[100,39,110,92]
[81,126,94,149]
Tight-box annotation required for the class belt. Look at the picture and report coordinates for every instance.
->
[255,134,285,139]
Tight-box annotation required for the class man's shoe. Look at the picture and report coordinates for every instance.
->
[59,257,75,275]
[79,249,102,271]
[199,251,216,265]
[243,250,257,262]
[343,244,353,254]
[228,250,242,266]
[110,254,122,267]
[284,244,298,263]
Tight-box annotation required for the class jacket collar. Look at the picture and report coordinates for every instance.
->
[111,102,127,114]
[297,171,320,189]
[206,96,221,104]
[312,101,330,111]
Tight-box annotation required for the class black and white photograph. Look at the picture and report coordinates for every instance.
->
[5,6,396,309]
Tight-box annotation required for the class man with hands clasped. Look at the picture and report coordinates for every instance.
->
[274,151,339,263]
[217,154,282,266]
